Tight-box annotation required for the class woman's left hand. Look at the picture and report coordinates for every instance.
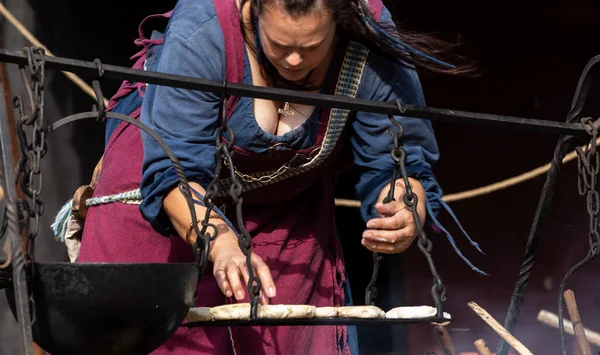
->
[361,178,426,254]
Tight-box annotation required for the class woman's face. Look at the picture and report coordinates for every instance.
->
[257,4,336,83]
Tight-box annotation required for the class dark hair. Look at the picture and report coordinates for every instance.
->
[239,0,475,90]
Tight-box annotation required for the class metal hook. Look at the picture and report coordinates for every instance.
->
[91,59,106,121]
[93,58,104,77]
[566,54,600,123]
[220,77,228,124]
[386,99,405,137]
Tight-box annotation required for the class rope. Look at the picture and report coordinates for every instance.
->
[85,189,142,207]
[1,3,595,206]
[0,3,108,107]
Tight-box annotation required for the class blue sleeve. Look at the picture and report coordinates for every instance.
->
[139,0,225,235]
[352,51,442,226]
[352,7,442,225]
[352,7,486,274]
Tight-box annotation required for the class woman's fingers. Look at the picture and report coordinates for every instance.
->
[361,236,413,254]
[361,226,416,254]
[226,263,245,300]
[214,267,233,298]
[362,226,415,245]
[374,200,405,217]
[366,210,412,231]
[252,254,276,299]
[213,252,276,304]
[363,201,418,254]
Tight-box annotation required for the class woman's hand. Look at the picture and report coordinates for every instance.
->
[210,234,276,305]
[163,182,276,304]
[362,178,426,254]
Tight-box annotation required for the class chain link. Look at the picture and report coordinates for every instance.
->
[575,117,600,254]
[222,148,319,184]
[188,94,231,273]
[221,142,262,318]
[224,158,292,183]
[205,93,262,318]
[557,117,600,355]
[14,47,46,264]
[366,100,447,316]
[11,46,47,324]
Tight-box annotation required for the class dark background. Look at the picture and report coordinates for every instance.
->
[1,0,600,354]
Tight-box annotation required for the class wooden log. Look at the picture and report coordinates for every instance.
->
[564,290,592,355]
[537,309,600,347]
[474,338,493,355]
[434,325,457,355]
[467,302,533,355]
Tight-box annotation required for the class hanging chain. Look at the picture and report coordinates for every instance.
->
[557,117,600,354]
[575,117,600,255]
[13,47,46,265]
[205,92,262,318]
[368,100,447,316]
[189,95,232,273]
[10,46,47,324]
[221,137,262,318]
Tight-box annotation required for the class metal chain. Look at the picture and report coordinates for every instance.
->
[11,46,47,324]
[369,100,446,317]
[208,92,262,318]
[14,47,46,264]
[557,117,600,354]
[224,158,293,183]
[575,117,600,255]
[221,139,262,318]
[188,94,230,272]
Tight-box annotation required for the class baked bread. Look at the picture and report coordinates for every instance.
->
[257,305,316,319]
[337,306,385,319]
[315,307,339,318]
[210,303,317,320]
[210,303,252,320]
[185,307,213,322]
[385,306,451,319]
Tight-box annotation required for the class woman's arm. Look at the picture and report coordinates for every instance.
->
[351,7,443,254]
[163,183,275,303]
[139,0,275,302]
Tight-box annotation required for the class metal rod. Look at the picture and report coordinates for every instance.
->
[0,48,588,136]
[0,73,34,354]
[181,316,452,327]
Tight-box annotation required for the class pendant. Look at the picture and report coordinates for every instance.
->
[278,102,295,116]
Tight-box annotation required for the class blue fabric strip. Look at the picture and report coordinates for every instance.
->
[426,196,487,275]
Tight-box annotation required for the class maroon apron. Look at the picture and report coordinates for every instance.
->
[79,1,383,354]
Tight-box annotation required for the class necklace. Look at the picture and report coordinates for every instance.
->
[278,103,311,119]
[278,102,295,116]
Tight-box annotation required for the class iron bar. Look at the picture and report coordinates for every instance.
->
[0,48,588,136]
[182,316,452,327]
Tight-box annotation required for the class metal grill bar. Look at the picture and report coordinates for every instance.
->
[0,48,587,136]
[182,316,452,327]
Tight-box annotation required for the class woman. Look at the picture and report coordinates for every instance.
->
[58,0,482,353]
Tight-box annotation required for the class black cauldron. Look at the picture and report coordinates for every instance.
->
[6,262,199,355]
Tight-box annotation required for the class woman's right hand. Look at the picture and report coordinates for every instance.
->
[209,234,276,305]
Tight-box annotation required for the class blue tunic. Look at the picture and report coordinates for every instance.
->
[82,0,484,353]
[138,0,443,234]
